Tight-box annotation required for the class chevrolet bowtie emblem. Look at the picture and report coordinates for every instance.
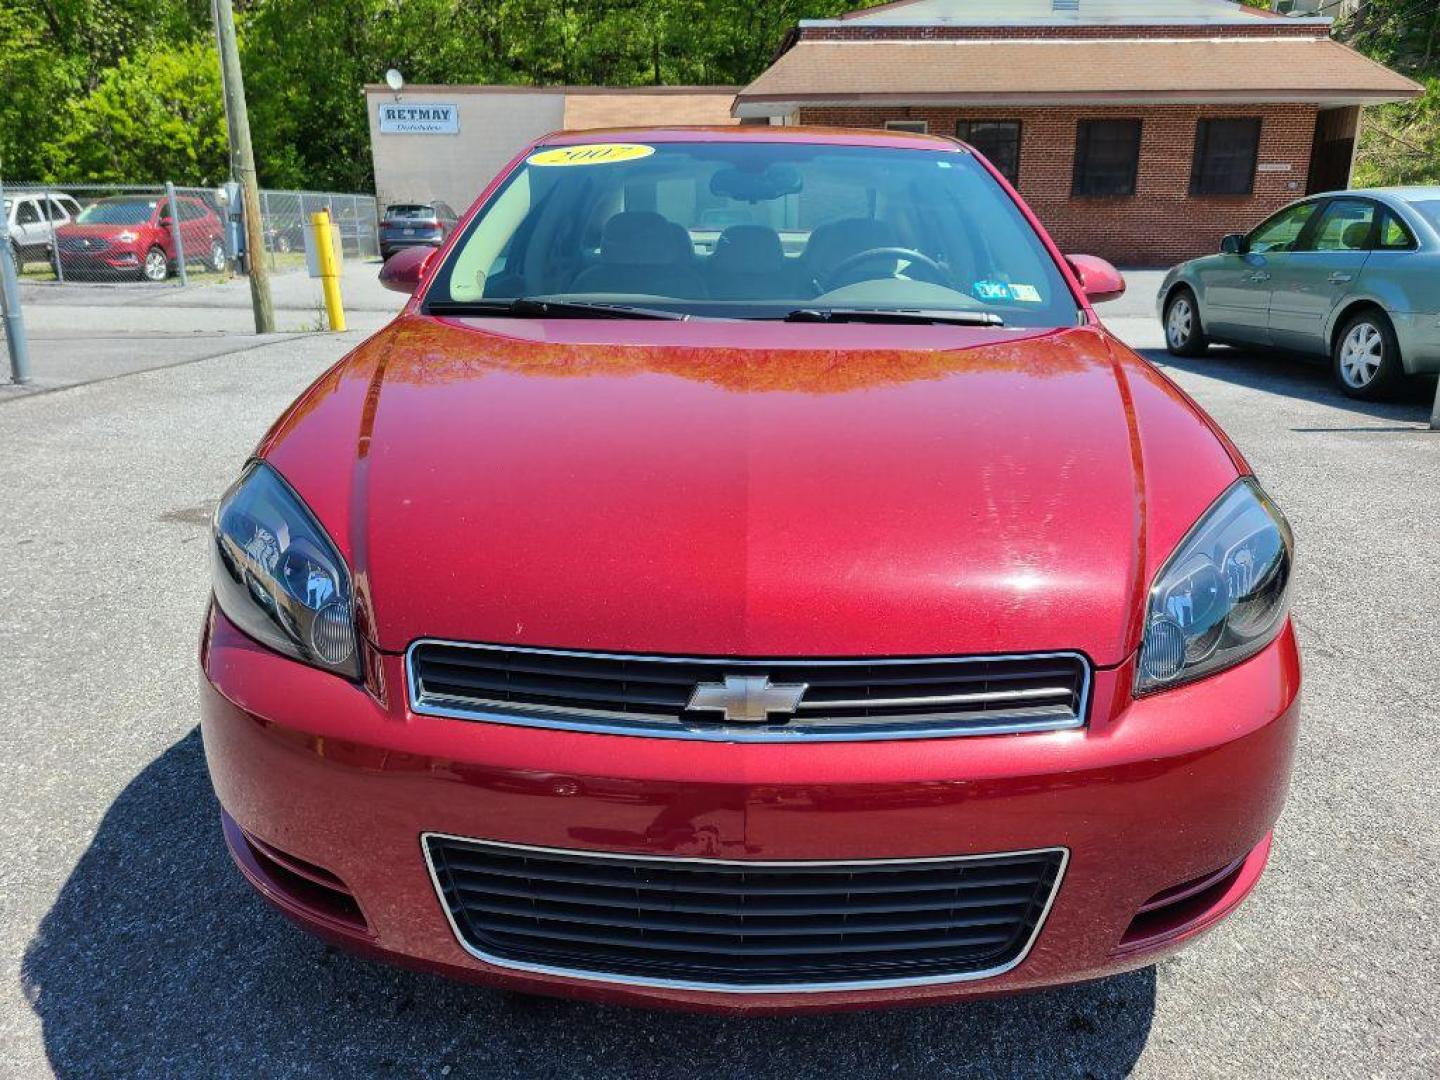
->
[687,674,809,724]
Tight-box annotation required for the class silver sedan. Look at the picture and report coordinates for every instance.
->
[1157,187,1440,399]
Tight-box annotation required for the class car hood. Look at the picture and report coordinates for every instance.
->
[57,223,151,237]
[260,315,1243,666]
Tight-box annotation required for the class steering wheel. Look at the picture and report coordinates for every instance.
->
[820,246,950,291]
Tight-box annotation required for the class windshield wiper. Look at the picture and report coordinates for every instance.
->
[781,307,1003,327]
[427,297,688,321]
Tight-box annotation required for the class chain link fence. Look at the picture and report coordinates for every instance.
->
[4,183,378,287]
[255,191,379,270]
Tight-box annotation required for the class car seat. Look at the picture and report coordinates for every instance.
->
[801,217,899,287]
[1339,220,1373,251]
[569,211,708,298]
[704,225,814,301]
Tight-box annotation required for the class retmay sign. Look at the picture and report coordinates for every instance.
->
[378,103,459,134]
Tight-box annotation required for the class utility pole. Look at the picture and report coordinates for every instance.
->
[212,0,275,333]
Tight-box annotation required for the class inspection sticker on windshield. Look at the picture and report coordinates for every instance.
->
[1009,283,1042,303]
[973,280,1012,301]
[528,144,655,167]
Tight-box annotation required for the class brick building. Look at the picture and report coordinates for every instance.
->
[733,0,1421,264]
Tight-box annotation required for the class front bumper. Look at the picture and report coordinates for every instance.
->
[379,236,442,257]
[59,245,144,275]
[200,606,1300,1013]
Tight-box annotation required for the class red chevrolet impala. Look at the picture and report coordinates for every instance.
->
[200,127,1299,1013]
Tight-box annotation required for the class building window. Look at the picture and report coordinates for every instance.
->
[957,120,1021,184]
[884,120,928,134]
[1072,119,1142,197]
[1190,118,1262,196]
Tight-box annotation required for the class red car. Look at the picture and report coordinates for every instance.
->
[201,127,1300,1013]
[55,194,227,281]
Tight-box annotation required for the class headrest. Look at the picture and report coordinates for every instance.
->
[662,221,695,264]
[600,212,686,266]
[711,225,785,273]
[1341,220,1371,250]
[803,217,897,267]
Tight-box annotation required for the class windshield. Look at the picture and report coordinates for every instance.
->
[385,204,435,220]
[424,141,1080,326]
[76,200,157,225]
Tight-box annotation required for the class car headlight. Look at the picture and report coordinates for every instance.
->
[1136,478,1292,694]
[211,461,360,679]
[116,230,139,243]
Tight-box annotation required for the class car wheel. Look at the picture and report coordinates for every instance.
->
[1164,288,1209,357]
[8,242,23,276]
[209,239,227,272]
[142,246,170,282]
[274,235,291,254]
[1332,309,1402,400]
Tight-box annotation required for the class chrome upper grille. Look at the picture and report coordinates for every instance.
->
[58,235,110,253]
[424,835,1067,991]
[407,642,1089,741]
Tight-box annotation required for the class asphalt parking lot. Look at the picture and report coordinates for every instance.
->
[0,287,1436,1078]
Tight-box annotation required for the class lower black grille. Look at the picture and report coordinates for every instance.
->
[425,836,1065,989]
[408,642,1089,740]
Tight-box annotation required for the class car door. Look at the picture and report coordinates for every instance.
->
[1349,205,1421,318]
[13,197,45,253]
[180,200,211,258]
[1201,200,1319,345]
[1268,197,1377,354]
[154,201,177,257]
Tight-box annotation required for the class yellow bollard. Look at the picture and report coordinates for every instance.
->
[309,210,346,332]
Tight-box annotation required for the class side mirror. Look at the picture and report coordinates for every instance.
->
[379,245,436,295]
[1220,232,1249,255]
[1065,254,1126,304]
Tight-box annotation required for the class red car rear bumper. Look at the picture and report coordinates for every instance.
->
[200,605,1300,1014]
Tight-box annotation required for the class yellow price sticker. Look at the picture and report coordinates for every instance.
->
[528,143,656,167]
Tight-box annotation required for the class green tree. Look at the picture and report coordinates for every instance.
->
[16,0,1432,194]
[0,0,213,181]
[1340,1,1440,186]
[236,0,868,192]
[44,41,228,184]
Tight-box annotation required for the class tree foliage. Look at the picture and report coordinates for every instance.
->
[47,42,228,184]
[235,0,860,191]
[1336,1,1440,187]
[0,0,1436,192]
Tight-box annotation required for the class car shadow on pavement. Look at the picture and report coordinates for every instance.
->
[23,731,1157,1079]
[1141,346,1438,429]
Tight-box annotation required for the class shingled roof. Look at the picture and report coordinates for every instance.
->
[734,36,1421,116]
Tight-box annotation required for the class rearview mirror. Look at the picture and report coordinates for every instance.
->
[1220,232,1249,255]
[709,164,803,203]
[379,245,436,295]
[1064,254,1126,304]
